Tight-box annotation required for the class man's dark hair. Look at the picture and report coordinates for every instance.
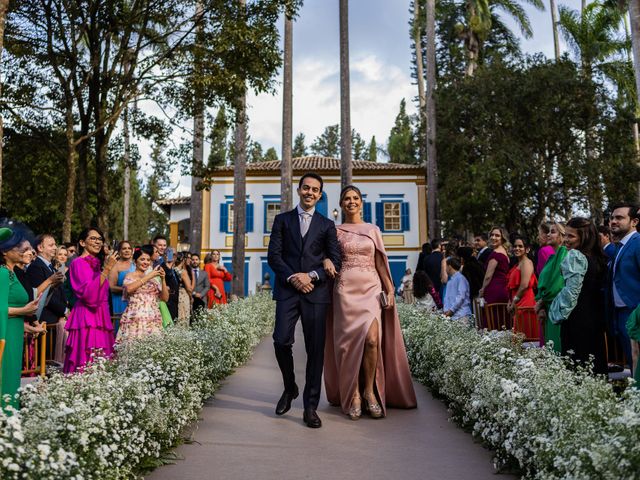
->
[610,202,640,221]
[152,234,168,244]
[34,233,55,251]
[298,172,323,192]
[421,243,432,255]
[446,257,462,271]
[474,233,488,242]
[191,253,200,259]
[430,238,441,250]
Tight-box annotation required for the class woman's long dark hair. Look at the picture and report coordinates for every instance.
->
[413,270,434,299]
[566,217,607,274]
[457,246,484,298]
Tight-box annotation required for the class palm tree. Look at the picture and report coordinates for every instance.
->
[339,0,352,188]
[190,1,205,254]
[412,0,427,163]
[456,0,545,76]
[281,11,293,211]
[426,0,440,239]
[0,0,9,208]
[550,0,561,59]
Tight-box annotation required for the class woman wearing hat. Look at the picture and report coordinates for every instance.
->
[0,226,43,411]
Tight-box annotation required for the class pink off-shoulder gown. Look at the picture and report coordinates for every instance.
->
[63,256,115,373]
[324,223,417,416]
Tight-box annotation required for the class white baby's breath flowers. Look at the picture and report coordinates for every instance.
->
[0,293,274,480]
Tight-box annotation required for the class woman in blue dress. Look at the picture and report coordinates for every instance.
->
[108,241,135,335]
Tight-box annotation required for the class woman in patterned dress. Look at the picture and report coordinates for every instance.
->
[117,248,169,342]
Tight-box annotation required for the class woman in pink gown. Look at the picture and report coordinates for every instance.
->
[63,228,117,374]
[324,186,417,420]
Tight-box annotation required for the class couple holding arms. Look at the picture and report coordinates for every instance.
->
[267,173,416,429]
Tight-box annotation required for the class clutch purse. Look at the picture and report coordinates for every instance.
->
[379,291,389,308]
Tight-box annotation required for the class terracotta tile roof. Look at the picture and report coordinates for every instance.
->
[210,156,424,176]
[156,196,191,206]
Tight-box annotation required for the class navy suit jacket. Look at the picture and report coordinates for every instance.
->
[267,208,342,304]
[26,257,67,324]
[612,232,640,308]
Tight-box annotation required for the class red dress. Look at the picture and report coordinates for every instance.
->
[507,263,539,340]
[205,263,232,307]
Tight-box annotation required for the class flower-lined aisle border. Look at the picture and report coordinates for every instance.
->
[399,304,640,479]
[0,293,275,479]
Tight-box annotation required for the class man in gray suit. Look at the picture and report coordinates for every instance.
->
[191,253,210,312]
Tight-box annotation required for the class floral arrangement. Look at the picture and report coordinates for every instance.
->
[399,303,640,479]
[0,293,275,480]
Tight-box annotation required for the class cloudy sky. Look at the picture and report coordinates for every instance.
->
[165,0,583,195]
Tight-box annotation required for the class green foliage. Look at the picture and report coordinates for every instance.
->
[387,99,418,164]
[436,55,640,238]
[352,129,366,160]
[292,132,308,157]
[263,147,279,161]
[310,124,340,157]
[367,135,378,162]
[208,107,229,168]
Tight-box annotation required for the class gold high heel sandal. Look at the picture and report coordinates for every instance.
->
[363,393,383,419]
[348,394,362,421]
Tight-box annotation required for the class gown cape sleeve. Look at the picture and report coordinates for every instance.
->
[324,224,417,410]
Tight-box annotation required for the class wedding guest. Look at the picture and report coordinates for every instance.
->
[607,202,640,372]
[117,248,168,342]
[153,235,179,320]
[536,222,554,276]
[457,246,484,300]
[205,250,232,306]
[598,225,614,259]
[549,218,607,375]
[413,270,442,310]
[443,257,472,321]
[173,252,193,325]
[53,245,69,270]
[625,305,640,386]
[479,227,510,305]
[399,268,415,304]
[26,234,66,326]
[508,236,538,339]
[416,243,431,273]
[412,270,440,311]
[190,253,210,312]
[323,185,416,421]
[108,241,135,334]
[423,239,444,294]
[0,227,43,411]
[63,228,117,374]
[64,242,77,266]
[474,233,491,267]
[535,222,567,352]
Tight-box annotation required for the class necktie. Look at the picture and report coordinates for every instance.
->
[300,212,311,238]
[194,269,199,281]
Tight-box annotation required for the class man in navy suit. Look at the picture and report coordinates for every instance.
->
[267,173,342,428]
[26,233,66,325]
[609,202,640,372]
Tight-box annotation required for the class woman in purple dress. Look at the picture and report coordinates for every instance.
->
[63,228,117,374]
[479,226,510,304]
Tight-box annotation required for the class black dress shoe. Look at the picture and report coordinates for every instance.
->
[303,408,322,428]
[275,385,299,415]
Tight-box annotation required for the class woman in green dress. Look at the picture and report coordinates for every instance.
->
[535,222,567,353]
[0,227,42,411]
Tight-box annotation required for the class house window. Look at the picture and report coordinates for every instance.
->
[228,204,235,232]
[383,202,402,231]
[265,202,281,233]
[219,202,254,234]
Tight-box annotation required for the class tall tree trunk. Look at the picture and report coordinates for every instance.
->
[630,1,640,200]
[190,1,205,254]
[123,106,131,240]
[95,132,110,236]
[63,99,78,243]
[425,0,440,239]
[413,0,427,163]
[550,0,561,60]
[625,12,640,196]
[339,0,352,189]
[77,141,90,226]
[0,0,9,209]
[232,0,247,298]
[281,13,293,212]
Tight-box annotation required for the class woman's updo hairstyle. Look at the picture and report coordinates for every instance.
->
[339,185,363,204]
[133,247,149,262]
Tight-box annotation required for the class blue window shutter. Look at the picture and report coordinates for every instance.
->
[246,203,254,233]
[363,202,372,223]
[375,202,384,230]
[220,203,228,233]
[401,202,410,231]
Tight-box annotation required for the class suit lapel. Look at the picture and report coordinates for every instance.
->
[288,209,303,253]
[615,232,639,272]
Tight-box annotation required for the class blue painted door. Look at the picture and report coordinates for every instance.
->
[316,192,328,218]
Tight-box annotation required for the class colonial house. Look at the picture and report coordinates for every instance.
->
[157,156,427,295]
